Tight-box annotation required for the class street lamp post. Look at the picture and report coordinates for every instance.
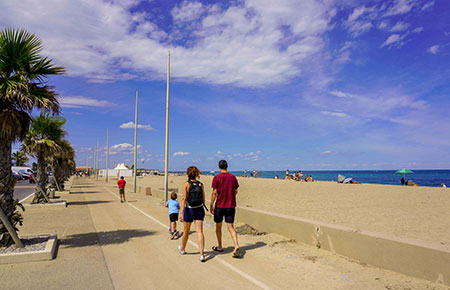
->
[106,128,109,182]
[164,51,170,202]
[134,91,138,193]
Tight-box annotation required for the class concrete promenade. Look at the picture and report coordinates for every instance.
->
[0,177,446,290]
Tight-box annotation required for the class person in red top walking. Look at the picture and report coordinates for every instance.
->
[210,160,241,258]
[117,176,126,203]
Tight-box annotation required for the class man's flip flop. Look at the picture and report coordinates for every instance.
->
[212,246,224,252]
[232,248,242,258]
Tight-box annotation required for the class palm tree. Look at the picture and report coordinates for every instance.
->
[51,140,75,190]
[23,114,66,203]
[11,149,28,166]
[0,28,64,247]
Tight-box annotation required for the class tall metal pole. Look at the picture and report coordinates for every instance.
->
[106,128,109,182]
[164,51,170,202]
[133,90,138,193]
[96,140,99,181]
[93,144,96,177]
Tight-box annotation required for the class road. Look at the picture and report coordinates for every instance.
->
[13,180,35,201]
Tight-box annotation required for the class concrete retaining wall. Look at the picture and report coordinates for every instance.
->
[236,206,450,286]
[131,182,449,285]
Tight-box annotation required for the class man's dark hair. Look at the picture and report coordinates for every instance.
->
[218,160,228,169]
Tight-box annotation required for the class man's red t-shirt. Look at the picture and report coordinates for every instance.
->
[212,172,239,208]
[118,179,126,188]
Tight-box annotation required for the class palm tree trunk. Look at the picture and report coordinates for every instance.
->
[33,153,49,203]
[0,139,23,247]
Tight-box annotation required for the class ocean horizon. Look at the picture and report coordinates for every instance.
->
[207,169,450,188]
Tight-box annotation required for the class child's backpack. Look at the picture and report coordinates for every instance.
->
[187,180,203,208]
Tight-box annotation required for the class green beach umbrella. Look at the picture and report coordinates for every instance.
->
[396,168,414,174]
[396,168,414,180]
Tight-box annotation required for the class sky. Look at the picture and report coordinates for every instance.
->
[1,0,449,171]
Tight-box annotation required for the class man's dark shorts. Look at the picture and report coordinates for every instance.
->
[119,188,125,195]
[214,207,235,224]
[169,213,178,222]
[183,207,205,223]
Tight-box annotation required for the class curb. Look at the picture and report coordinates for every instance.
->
[0,234,58,264]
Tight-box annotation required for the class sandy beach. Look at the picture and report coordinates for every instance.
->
[122,175,450,246]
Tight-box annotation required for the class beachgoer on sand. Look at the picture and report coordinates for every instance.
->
[210,160,242,258]
[166,192,180,240]
[178,166,206,262]
[118,176,126,203]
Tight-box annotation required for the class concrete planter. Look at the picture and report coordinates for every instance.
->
[0,234,58,264]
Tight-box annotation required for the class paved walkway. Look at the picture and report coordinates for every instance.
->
[0,178,445,289]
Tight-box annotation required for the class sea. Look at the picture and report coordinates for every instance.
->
[218,170,450,188]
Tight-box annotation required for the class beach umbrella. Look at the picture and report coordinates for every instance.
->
[395,168,414,180]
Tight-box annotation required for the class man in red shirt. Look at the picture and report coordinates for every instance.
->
[210,160,241,258]
[117,176,126,203]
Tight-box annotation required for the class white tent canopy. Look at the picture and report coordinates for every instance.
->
[114,163,129,170]
[99,163,133,177]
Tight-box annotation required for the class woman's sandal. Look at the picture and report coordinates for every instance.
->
[212,246,224,252]
[232,248,242,258]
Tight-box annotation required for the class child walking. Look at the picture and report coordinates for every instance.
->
[166,192,180,239]
[117,176,126,203]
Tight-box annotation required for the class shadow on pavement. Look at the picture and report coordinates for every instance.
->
[68,200,113,206]
[70,191,101,194]
[62,229,155,248]
[204,241,266,261]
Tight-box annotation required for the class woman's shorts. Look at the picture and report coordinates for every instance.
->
[183,207,205,223]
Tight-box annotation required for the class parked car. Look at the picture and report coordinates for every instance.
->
[12,171,22,180]
[18,170,31,180]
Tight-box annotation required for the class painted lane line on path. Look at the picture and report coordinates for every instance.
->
[103,186,271,290]
[19,192,35,203]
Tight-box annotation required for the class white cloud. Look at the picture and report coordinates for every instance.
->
[60,96,114,108]
[427,45,439,54]
[421,1,434,11]
[347,6,369,23]
[384,0,416,16]
[110,143,142,155]
[329,90,354,98]
[380,34,404,48]
[173,152,189,156]
[412,27,424,33]
[215,150,224,157]
[346,21,373,36]
[0,0,336,87]
[344,6,375,36]
[321,111,349,118]
[244,151,263,161]
[390,21,409,32]
[378,21,388,30]
[172,1,209,22]
[320,150,336,156]
[119,122,156,131]
[333,41,352,64]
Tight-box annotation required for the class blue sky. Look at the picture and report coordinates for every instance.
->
[1,0,449,171]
